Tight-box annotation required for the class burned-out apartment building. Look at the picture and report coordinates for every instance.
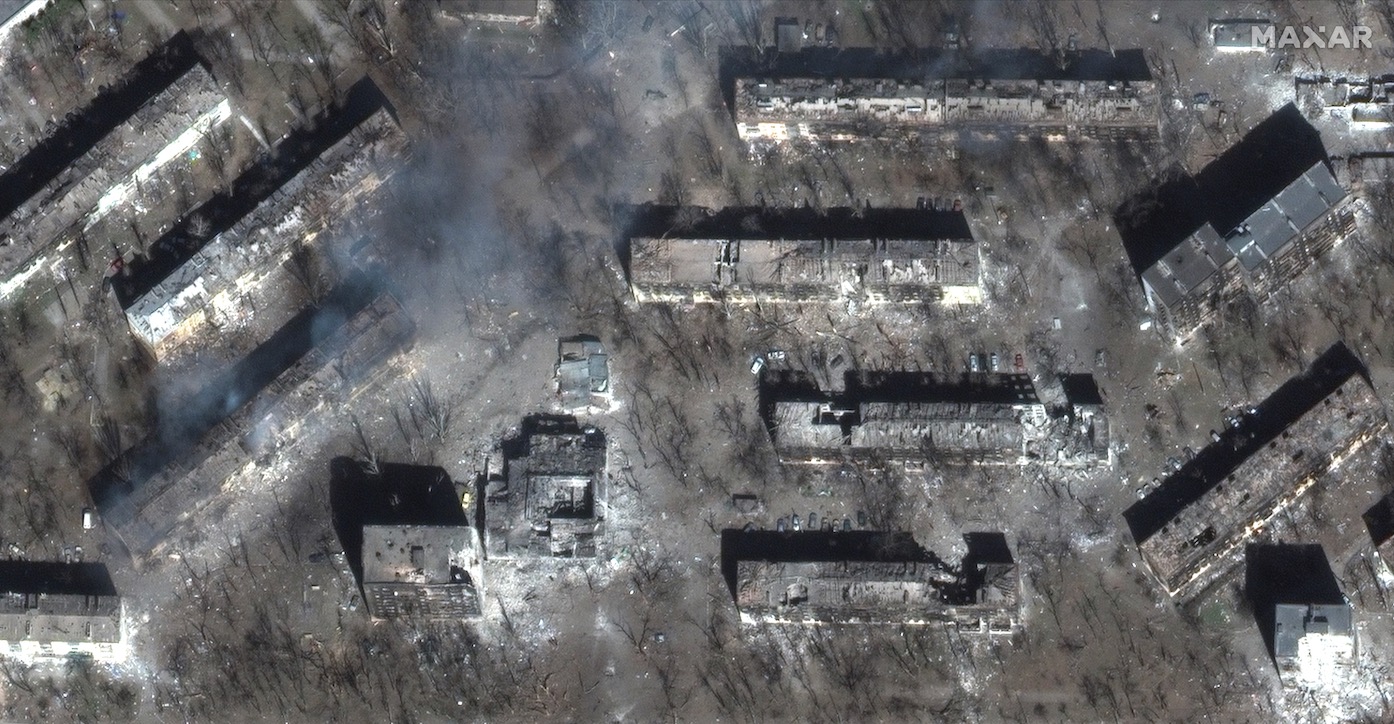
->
[0,562,125,662]
[723,530,1017,629]
[94,290,416,560]
[1298,74,1394,131]
[726,47,1157,143]
[1124,106,1354,341]
[1124,344,1388,601]
[485,415,606,558]
[0,33,233,309]
[627,206,980,305]
[329,462,483,621]
[760,370,1109,467]
[121,96,408,363]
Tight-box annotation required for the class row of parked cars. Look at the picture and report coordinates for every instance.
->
[968,352,1025,373]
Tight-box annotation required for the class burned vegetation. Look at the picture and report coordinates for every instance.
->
[0,0,1391,722]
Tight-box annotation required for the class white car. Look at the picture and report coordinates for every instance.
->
[750,356,766,375]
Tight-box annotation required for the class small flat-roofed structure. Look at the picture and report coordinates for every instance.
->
[628,206,978,305]
[1302,75,1394,131]
[439,0,539,23]
[486,416,606,558]
[123,107,408,363]
[0,562,124,661]
[723,530,1017,629]
[0,36,231,303]
[555,336,610,412]
[1125,344,1387,600]
[774,17,801,54]
[1211,20,1272,52]
[362,525,483,619]
[727,47,1156,143]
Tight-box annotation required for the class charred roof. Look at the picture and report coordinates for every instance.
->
[1124,342,1371,546]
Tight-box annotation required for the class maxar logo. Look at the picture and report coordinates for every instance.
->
[1253,25,1373,49]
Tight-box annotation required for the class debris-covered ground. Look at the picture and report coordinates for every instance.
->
[0,0,1391,721]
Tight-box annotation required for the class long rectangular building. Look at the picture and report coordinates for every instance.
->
[97,290,415,560]
[628,206,979,305]
[1124,344,1387,600]
[726,530,1017,629]
[123,107,408,363]
[727,48,1156,143]
[0,42,232,303]
[0,562,124,662]
[761,370,1108,467]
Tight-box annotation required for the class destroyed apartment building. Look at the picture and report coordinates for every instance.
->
[1298,74,1394,131]
[0,34,233,308]
[93,290,416,560]
[760,370,1109,467]
[723,530,1017,629]
[0,561,125,662]
[627,205,979,305]
[121,101,408,364]
[1128,106,1354,341]
[1123,343,1388,601]
[726,47,1156,142]
[329,463,483,620]
[485,415,606,558]
[555,335,610,412]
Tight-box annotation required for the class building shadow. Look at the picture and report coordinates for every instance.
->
[1245,543,1344,664]
[1123,342,1366,546]
[328,458,464,584]
[1112,103,1329,276]
[0,561,117,597]
[1364,492,1394,548]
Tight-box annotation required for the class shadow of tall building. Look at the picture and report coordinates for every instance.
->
[1245,543,1348,667]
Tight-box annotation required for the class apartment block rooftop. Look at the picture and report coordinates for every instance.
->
[626,205,979,305]
[0,34,230,303]
[122,103,407,363]
[95,288,415,559]
[723,530,1017,629]
[1125,344,1387,600]
[760,369,1107,467]
[0,561,124,661]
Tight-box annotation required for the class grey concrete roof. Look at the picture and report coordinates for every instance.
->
[1140,224,1232,307]
[1274,602,1352,658]
[362,525,479,587]
[1224,162,1346,271]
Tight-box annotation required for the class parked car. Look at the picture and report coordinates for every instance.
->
[969,353,981,372]
[989,352,1000,372]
